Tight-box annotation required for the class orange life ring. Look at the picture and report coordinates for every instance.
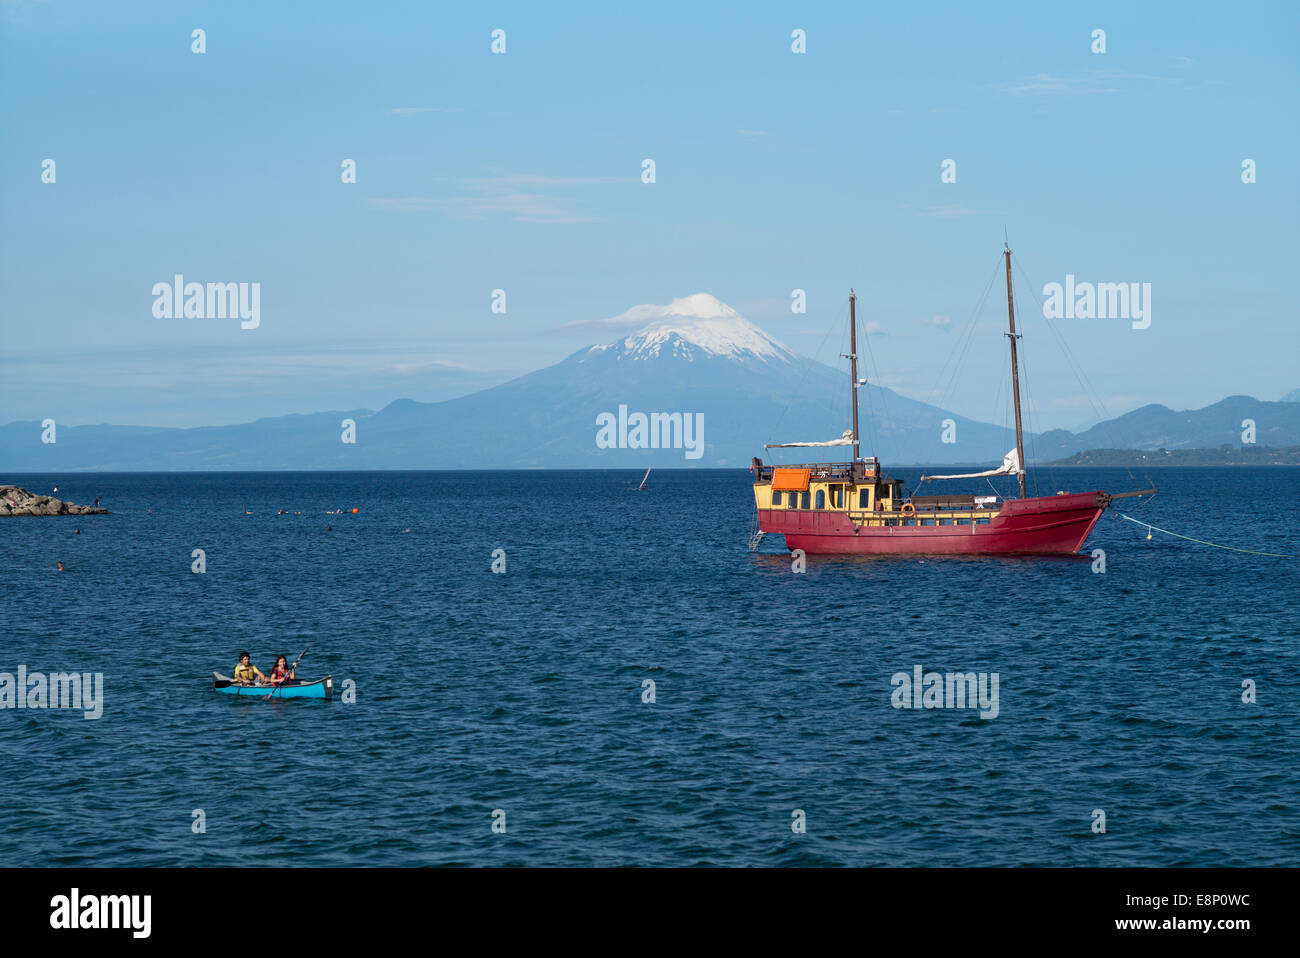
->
[900,502,915,517]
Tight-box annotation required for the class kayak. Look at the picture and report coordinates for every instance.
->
[212,672,333,700]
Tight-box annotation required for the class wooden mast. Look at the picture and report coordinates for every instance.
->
[849,289,860,462]
[1003,245,1027,499]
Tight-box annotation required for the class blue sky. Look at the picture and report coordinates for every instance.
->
[2,0,1297,432]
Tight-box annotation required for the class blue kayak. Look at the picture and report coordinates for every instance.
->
[213,672,333,700]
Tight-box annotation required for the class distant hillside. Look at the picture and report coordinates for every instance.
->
[1031,396,1300,459]
[3,293,1296,472]
[1281,388,1300,403]
[1049,445,1300,467]
[0,294,1018,471]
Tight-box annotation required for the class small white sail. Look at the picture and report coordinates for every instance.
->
[638,467,651,491]
[765,429,855,449]
[921,449,1022,481]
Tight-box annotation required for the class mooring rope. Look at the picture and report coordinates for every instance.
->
[1114,511,1296,558]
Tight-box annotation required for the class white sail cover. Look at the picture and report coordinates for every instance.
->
[921,449,1023,481]
[766,429,855,449]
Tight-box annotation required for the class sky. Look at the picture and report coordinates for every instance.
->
[2,0,1297,434]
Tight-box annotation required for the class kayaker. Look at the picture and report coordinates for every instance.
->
[267,655,296,686]
[233,652,265,685]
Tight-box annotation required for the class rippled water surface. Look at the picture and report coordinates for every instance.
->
[1,468,1297,866]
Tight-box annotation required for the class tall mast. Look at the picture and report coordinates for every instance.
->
[1003,245,1027,499]
[849,289,860,461]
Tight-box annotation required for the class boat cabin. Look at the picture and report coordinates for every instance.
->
[751,456,1002,527]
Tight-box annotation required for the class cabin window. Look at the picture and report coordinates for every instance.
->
[832,487,842,508]
[975,517,990,525]
[800,491,810,510]
[885,518,898,526]
[858,489,869,508]
[772,490,783,507]
[956,518,971,525]
[921,519,936,527]
[903,518,918,527]
[939,518,953,526]
[815,489,826,509]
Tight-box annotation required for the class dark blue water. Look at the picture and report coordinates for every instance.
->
[2,468,1297,866]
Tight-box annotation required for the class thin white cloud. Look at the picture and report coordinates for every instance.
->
[385,107,463,115]
[921,205,997,219]
[368,197,441,212]
[390,359,477,374]
[1000,73,1120,96]
[553,292,740,335]
[552,316,647,335]
[369,174,631,224]
[1000,70,1182,97]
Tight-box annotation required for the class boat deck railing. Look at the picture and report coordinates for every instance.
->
[755,460,879,482]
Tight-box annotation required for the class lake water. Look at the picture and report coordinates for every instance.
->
[1,467,1297,866]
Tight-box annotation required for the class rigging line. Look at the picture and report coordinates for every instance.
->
[920,256,998,414]
[997,346,1015,496]
[845,299,873,455]
[1017,257,1144,494]
[927,272,1000,476]
[1020,330,1043,499]
[1011,253,1143,492]
[769,298,841,450]
[928,256,1002,414]
[837,304,858,447]
[855,304,875,452]
[933,256,1001,407]
[917,256,1003,476]
[993,340,1011,455]
[1113,511,1297,559]
[1011,254,1113,423]
[858,300,895,461]
[1011,268,1043,498]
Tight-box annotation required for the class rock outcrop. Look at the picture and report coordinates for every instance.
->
[0,485,108,517]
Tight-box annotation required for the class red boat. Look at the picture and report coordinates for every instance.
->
[750,245,1154,556]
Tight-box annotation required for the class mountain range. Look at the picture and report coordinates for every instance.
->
[3,294,1298,471]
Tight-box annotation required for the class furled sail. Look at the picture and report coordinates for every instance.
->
[921,449,1022,481]
[765,429,855,449]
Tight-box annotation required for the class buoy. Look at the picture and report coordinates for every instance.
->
[1115,510,1296,558]
[351,507,359,514]
[1146,530,1152,541]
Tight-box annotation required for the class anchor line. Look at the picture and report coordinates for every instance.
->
[1112,510,1297,558]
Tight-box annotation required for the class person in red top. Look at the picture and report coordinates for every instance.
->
[267,655,296,686]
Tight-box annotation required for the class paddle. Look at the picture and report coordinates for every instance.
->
[264,646,310,700]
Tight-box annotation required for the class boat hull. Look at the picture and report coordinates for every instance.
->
[759,491,1105,556]
[213,672,333,699]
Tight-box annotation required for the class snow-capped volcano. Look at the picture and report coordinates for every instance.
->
[582,293,796,366]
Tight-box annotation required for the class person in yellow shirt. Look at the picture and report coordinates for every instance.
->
[233,652,266,685]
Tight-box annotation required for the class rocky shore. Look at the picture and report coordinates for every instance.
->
[0,485,108,517]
